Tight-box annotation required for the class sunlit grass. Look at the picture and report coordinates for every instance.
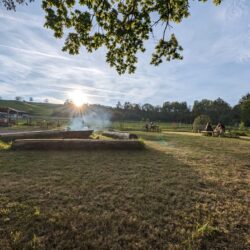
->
[0,140,11,150]
[0,132,249,249]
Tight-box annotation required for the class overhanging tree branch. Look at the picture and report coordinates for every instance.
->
[1,0,222,74]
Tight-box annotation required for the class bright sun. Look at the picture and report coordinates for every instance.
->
[69,90,87,107]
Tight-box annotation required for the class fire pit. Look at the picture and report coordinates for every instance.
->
[3,129,144,151]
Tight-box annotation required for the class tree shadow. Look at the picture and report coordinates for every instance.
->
[0,146,249,249]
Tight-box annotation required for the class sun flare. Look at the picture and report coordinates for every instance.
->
[69,90,87,107]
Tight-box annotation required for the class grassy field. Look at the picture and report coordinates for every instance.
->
[110,121,250,136]
[110,121,193,132]
[0,120,193,134]
[0,100,63,117]
[1,99,249,136]
[2,118,249,137]
[0,132,249,249]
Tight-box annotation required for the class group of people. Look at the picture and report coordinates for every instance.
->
[205,122,226,136]
[145,121,160,132]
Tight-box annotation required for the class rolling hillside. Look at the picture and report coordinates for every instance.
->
[0,100,64,117]
[0,100,115,119]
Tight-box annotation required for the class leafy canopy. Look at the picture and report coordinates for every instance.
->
[2,0,222,74]
[1,0,33,10]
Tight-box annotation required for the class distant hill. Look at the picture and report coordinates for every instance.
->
[0,100,111,118]
[0,100,64,117]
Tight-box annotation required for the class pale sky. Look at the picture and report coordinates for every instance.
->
[0,0,249,106]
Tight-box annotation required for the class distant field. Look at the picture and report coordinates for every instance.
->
[110,121,193,132]
[110,121,250,136]
[0,99,249,136]
[0,132,249,249]
[2,120,250,138]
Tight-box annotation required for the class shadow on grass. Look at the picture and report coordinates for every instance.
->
[0,143,249,249]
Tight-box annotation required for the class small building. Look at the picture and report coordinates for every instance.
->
[0,107,29,126]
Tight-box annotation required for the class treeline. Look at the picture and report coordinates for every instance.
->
[111,93,250,126]
[2,93,249,126]
[57,93,250,126]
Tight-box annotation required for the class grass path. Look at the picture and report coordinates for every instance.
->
[162,131,201,136]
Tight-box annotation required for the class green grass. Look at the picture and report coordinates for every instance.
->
[110,121,193,132]
[0,100,63,116]
[0,140,10,150]
[1,99,249,135]
[0,132,249,249]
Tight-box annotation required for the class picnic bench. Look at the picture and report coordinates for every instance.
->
[201,131,214,136]
[201,130,239,138]
[201,130,224,137]
[145,123,161,132]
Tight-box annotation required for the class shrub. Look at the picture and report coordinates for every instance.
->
[239,122,246,131]
[193,115,211,132]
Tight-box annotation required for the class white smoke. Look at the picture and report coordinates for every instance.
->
[68,108,111,131]
[69,117,88,131]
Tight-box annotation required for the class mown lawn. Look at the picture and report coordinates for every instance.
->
[0,133,249,249]
[110,121,193,132]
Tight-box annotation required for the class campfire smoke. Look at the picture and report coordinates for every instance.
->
[69,108,111,131]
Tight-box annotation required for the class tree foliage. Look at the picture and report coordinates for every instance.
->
[1,0,222,74]
[240,97,250,127]
[239,92,250,104]
[15,96,22,101]
[192,115,211,132]
[0,0,33,10]
[192,98,232,124]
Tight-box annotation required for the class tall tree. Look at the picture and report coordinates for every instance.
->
[211,98,232,124]
[239,93,250,127]
[241,100,250,127]
[1,0,33,10]
[239,93,250,104]
[116,101,123,109]
[192,99,213,118]
[2,0,222,74]
[192,98,232,124]
[15,96,22,101]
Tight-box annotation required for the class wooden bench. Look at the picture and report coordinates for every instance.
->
[201,130,226,137]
